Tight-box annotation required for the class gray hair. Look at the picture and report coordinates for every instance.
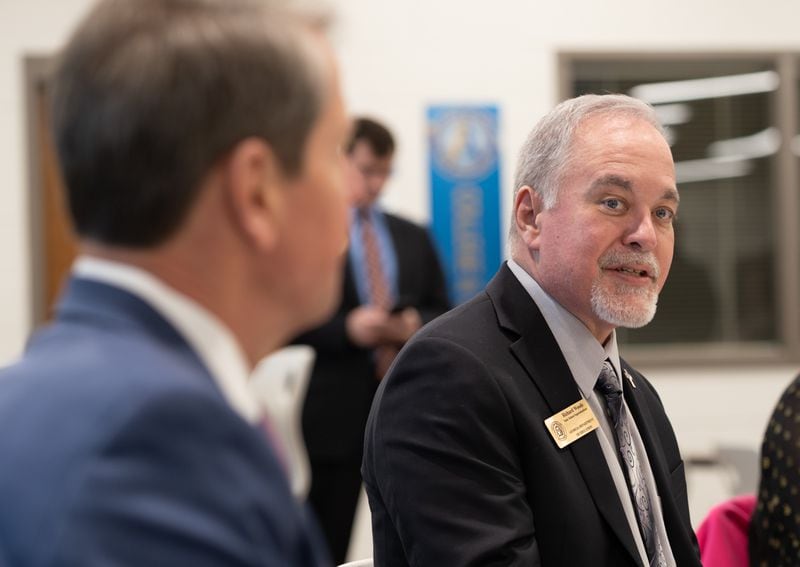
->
[53,0,331,247]
[512,94,666,212]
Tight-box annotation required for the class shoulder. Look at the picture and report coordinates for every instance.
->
[0,321,257,479]
[776,373,800,408]
[12,319,222,420]
[0,330,304,564]
[370,292,511,424]
[0,313,261,493]
[415,292,495,341]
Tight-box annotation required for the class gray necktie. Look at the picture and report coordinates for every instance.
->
[596,360,667,567]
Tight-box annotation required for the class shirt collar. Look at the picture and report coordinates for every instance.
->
[73,255,261,424]
[506,259,623,398]
[350,203,383,222]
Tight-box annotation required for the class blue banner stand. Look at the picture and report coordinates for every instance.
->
[427,105,502,305]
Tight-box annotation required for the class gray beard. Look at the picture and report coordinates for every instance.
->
[590,278,658,329]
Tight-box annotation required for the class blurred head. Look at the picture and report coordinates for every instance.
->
[54,0,352,352]
[53,0,330,247]
[510,94,678,341]
[345,117,395,208]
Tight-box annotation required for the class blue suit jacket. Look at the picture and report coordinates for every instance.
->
[0,277,330,567]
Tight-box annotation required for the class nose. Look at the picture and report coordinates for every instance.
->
[622,209,657,252]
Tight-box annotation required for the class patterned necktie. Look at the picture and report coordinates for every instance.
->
[596,360,667,567]
[359,209,396,378]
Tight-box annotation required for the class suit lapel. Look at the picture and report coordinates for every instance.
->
[622,362,700,566]
[342,255,361,308]
[383,213,408,297]
[487,266,643,566]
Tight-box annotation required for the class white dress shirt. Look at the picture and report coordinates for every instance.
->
[508,259,675,567]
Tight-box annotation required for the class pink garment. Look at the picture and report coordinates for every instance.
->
[696,494,756,567]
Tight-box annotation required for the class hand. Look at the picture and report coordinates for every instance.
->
[383,307,422,345]
[346,306,390,348]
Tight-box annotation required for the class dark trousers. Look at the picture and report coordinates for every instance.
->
[308,456,364,564]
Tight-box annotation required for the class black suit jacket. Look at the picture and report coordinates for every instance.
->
[298,212,450,461]
[363,264,700,567]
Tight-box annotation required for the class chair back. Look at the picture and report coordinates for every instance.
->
[250,345,316,500]
[337,559,373,567]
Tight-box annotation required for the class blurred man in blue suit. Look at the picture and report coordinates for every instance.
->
[0,0,350,565]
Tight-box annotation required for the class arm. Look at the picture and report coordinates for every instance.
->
[377,225,450,345]
[294,264,391,353]
[364,336,540,566]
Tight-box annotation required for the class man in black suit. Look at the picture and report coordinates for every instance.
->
[363,95,702,566]
[297,118,450,563]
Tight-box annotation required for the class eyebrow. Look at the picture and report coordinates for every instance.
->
[590,174,680,204]
[590,174,632,192]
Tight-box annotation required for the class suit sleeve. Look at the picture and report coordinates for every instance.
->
[52,390,326,567]
[364,335,540,566]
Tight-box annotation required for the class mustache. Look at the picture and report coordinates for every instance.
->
[598,250,660,280]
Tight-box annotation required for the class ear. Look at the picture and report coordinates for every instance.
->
[223,137,286,251]
[514,185,544,250]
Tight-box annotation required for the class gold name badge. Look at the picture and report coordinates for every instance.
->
[544,399,600,449]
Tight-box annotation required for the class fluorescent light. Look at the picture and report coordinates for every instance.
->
[675,158,754,184]
[662,125,677,146]
[707,127,781,160]
[792,135,800,157]
[630,71,779,104]
[653,103,692,125]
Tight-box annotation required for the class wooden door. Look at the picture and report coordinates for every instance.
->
[27,59,78,324]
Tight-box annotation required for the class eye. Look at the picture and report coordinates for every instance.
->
[654,207,675,222]
[601,198,624,211]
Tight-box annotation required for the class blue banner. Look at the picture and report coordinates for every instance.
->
[428,105,502,305]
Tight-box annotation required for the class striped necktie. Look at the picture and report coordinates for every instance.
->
[359,209,396,378]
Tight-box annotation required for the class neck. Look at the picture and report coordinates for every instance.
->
[79,241,287,370]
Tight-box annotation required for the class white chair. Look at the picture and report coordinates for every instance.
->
[345,485,373,562]
[337,559,373,567]
[250,345,316,501]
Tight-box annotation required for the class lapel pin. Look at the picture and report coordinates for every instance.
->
[623,369,636,388]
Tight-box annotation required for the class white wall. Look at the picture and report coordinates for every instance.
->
[2,0,800,521]
[0,0,95,361]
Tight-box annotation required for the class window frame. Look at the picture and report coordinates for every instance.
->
[559,51,800,367]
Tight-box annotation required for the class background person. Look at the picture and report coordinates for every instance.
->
[363,94,702,566]
[749,372,800,566]
[0,0,349,565]
[296,117,450,563]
